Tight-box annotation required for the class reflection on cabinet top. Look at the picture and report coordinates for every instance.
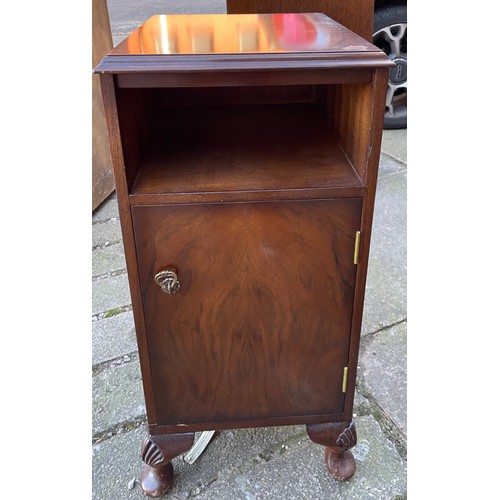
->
[110,13,376,56]
[94,13,393,75]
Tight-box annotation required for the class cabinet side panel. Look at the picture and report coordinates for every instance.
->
[115,87,151,191]
[132,199,362,426]
[342,68,389,416]
[328,82,374,182]
[99,74,158,423]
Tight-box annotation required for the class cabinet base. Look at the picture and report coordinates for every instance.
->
[139,421,357,496]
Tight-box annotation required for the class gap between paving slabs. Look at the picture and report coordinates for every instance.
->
[356,320,407,460]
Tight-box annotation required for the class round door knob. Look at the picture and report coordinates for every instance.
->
[154,269,180,294]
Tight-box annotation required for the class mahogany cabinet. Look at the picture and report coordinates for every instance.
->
[95,13,392,497]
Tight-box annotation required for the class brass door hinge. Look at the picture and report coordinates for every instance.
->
[342,366,349,393]
[353,231,361,265]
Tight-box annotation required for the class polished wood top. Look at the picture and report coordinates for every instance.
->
[109,13,377,56]
[94,13,393,73]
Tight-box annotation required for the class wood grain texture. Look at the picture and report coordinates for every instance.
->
[97,52,391,76]
[132,199,362,426]
[129,187,366,208]
[156,85,316,106]
[99,74,158,424]
[92,0,114,210]
[115,67,373,89]
[328,82,375,182]
[115,87,150,190]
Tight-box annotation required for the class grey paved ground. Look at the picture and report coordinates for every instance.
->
[93,3,407,498]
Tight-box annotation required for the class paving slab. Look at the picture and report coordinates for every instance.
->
[378,151,407,177]
[358,321,407,436]
[381,129,407,164]
[92,241,126,277]
[92,425,304,500]
[171,426,307,498]
[107,0,227,45]
[196,416,406,500]
[92,311,137,366]
[93,427,145,500]
[92,217,123,249]
[93,359,146,436]
[92,193,118,223]
[362,167,407,335]
[92,273,132,316]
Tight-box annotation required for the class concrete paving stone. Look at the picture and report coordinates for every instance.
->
[108,0,227,23]
[92,427,145,500]
[381,129,407,165]
[362,168,407,335]
[93,192,118,223]
[93,360,145,435]
[196,416,406,499]
[353,388,370,414]
[92,424,304,499]
[112,34,128,46]
[92,272,132,316]
[108,0,227,44]
[378,151,407,178]
[358,321,407,436]
[170,425,306,497]
[92,311,137,366]
[92,217,123,249]
[92,241,126,277]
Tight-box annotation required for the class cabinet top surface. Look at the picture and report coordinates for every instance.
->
[109,13,378,57]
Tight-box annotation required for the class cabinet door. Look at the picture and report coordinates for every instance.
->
[132,199,361,426]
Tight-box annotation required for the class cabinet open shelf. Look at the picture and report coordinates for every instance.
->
[129,102,364,204]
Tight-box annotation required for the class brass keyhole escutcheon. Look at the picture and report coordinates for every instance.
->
[154,269,181,294]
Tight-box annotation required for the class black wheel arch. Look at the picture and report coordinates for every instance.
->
[375,0,407,9]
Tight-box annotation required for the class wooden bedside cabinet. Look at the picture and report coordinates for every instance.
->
[95,12,392,497]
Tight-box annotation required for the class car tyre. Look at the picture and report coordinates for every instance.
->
[373,5,407,129]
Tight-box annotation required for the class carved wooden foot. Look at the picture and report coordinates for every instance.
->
[141,433,195,497]
[307,421,357,481]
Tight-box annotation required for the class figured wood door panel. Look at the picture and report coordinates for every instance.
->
[132,199,362,426]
